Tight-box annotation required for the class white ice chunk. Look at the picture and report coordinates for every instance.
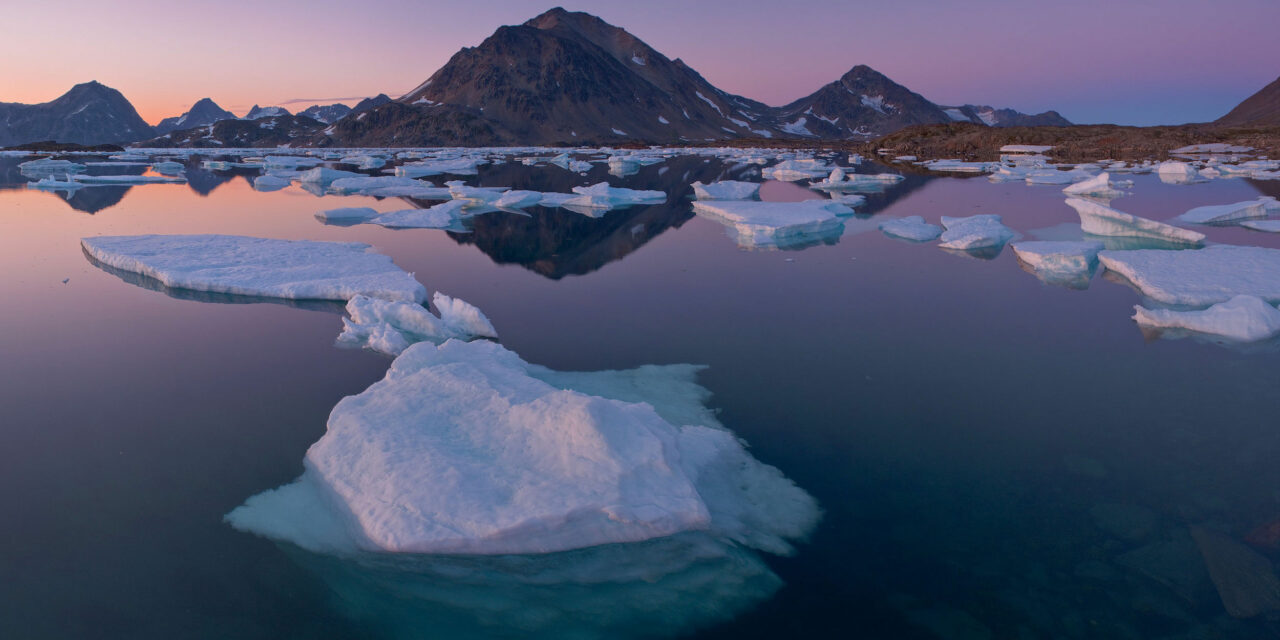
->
[253,175,290,191]
[1241,220,1280,233]
[1156,161,1201,184]
[316,207,379,223]
[1066,198,1205,245]
[693,199,852,249]
[493,190,545,209]
[368,200,467,229]
[1098,245,1280,306]
[72,174,186,185]
[81,234,425,302]
[1133,295,1280,342]
[562,182,665,209]
[226,339,819,555]
[879,216,942,242]
[297,167,362,184]
[1176,199,1271,225]
[1000,145,1054,154]
[1011,241,1103,288]
[690,180,760,201]
[336,293,497,356]
[938,214,1015,250]
[1062,172,1123,198]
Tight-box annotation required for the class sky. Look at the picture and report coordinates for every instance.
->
[2,0,1277,127]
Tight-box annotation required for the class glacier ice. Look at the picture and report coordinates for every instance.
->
[336,293,498,356]
[226,339,820,556]
[938,214,1015,250]
[1133,295,1280,342]
[1065,198,1205,245]
[1098,245,1280,306]
[693,199,853,250]
[81,234,426,303]
[690,180,760,201]
[879,216,942,242]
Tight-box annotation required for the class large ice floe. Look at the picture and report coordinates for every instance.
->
[336,293,498,356]
[227,338,820,556]
[1133,295,1280,343]
[690,180,760,201]
[81,234,426,303]
[1011,241,1104,289]
[692,199,853,249]
[1061,172,1124,199]
[938,214,1015,251]
[1098,245,1280,306]
[365,201,469,229]
[1065,198,1205,246]
[1175,198,1275,225]
[879,216,942,242]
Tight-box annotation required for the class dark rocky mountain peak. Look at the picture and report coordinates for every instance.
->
[154,98,237,135]
[0,81,154,146]
[1216,75,1280,127]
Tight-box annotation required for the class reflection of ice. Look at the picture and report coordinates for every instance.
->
[278,531,785,640]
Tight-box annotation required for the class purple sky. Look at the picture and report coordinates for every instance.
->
[2,0,1277,126]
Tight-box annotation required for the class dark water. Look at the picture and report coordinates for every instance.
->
[1,154,1278,639]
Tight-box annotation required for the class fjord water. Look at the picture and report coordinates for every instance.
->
[1,156,1279,639]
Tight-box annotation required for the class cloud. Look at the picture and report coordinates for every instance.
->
[277,96,371,105]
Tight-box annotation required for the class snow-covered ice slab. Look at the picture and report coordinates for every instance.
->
[336,292,497,356]
[561,182,666,209]
[1000,145,1053,154]
[1176,198,1271,225]
[297,167,362,184]
[1133,295,1280,342]
[1066,198,1205,245]
[938,214,1015,250]
[253,175,290,192]
[879,216,942,242]
[1098,245,1280,306]
[81,234,425,303]
[1062,172,1123,198]
[73,174,186,184]
[1241,220,1280,233]
[327,176,429,194]
[226,339,819,555]
[1012,241,1103,288]
[367,201,468,229]
[693,200,852,249]
[315,207,379,224]
[1170,143,1253,155]
[691,180,760,200]
[1156,161,1201,185]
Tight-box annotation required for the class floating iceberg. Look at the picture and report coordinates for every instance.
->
[26,176,85,191]
[1098,245,1280,306]
[560,182,665,210]
[72,174,186,185]
[336,292,498,356]
[447,183,508,205]
[1062,172,1123,198]
[297,167,362,184]
[1011,241,1103,288]
[810,167,904,190]
[1176,198,1272,225]
[227,339,819,555]
[368,200,468,229]
[762,159,830,181]
[81,234,425,303]
[693,199,852,249]
[1000,145,1053,154]
[1241,220,1280,233]
[1066,198,1204,245]
[1156,161,1201,185]
[253,175,290,192]
[151,161,185,176]
[1133,295,1280,342]
[879,216,942,242]
[395,157,484,177]
[691,180,760,201]
[18,158,86,178]
[315,207,379,224]
[492,190,545,209]
[938,214,1015,250]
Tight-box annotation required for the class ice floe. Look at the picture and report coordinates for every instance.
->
[1011,241,1104,289]
[226,338,819,555]
[879,216,942,242]
[690,180,760,201]
[693,199,853,250]
[1156,161,1202,185]
[315,207,380,224]
[1176,198,1273,225]
[1065,198,1205,246]
[1098,245,1280,306]
[1133,295,1280,342]
[938,214,1015,251]
[297,167,362,184]
[366,201,468,229]
[1241,220,1280,233]
[336,293,497,356]
[1062,172,1124,199]
[81,234,426,303]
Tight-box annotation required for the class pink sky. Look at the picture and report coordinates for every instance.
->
[2,0,1277,126]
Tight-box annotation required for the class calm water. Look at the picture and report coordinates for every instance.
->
[1,153,1278,639]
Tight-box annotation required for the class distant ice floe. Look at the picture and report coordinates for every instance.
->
[693,199,853,250]
[762,159,830,182]
[1061,172,1125,199]
[315,207,380,224]
[1133,295,1280,343]
[298,167,362,184]
[81,234,426,303]
[1000,145,1053,154]
[227,338,820,555]
[18,157,86,179]
[1012,241,1104,289]
[253,175,290,192]
[1241,220,1280,233]
[1175,197,1276,225]
[1065,198,1205,246]
[365,200,469,229]
[691,180,760,201]
[72,174,187,185]
[558,182,666,211]
[938,214,1015,251]
[1098,245,1280,307]
[879,216,942,242]
[1155,161,1203,185]
[336,293,497,356]
[809,167,903,191]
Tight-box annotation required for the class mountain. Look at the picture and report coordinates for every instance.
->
[243,105,291,120]
[323,8,781,146]
[1216,75,1280,127]
[939,104,1072,128]
[138,114,324,147]
[299,103,352,124]
[0,81,154,146]
[771,65,954,138]
[154,98,237,135]
[351,94,392,114]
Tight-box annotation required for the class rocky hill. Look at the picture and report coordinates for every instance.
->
[0,81,154,146]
